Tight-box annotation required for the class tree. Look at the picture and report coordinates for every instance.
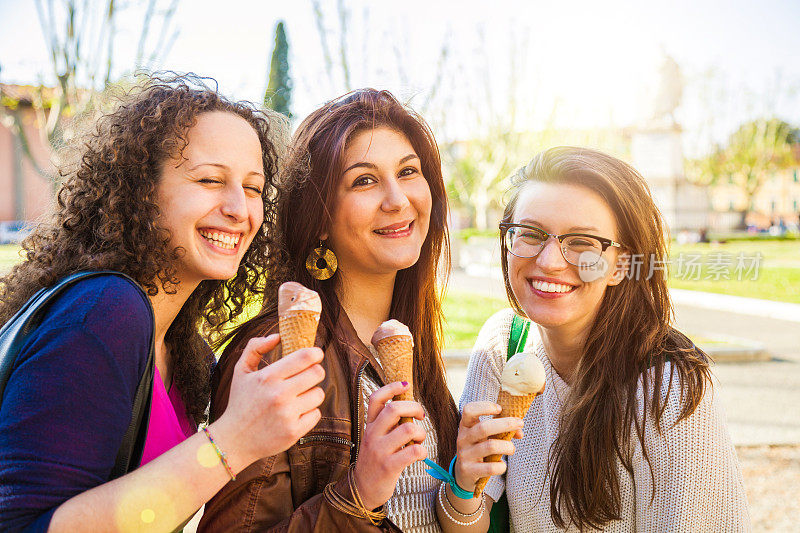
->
[691,118,799,221]
[443,125,524,231]
[309,0,352,94]
[306,0,451,116]
[0,0,180,183]
[438,28,534,230]
[263,21,292,118]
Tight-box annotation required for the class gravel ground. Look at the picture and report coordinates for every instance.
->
[738,445,800,532]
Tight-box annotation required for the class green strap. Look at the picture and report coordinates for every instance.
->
[489,313,531,533]
[507,313,531,361]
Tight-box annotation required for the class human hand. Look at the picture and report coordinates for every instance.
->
[352,381,428,510]
[215,334,325,467]
[453,401,523,492]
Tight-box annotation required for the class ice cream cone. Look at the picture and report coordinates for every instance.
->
[278,282,321,357]
[279,310,320,355]
[473,389,542,498]
[372,321,414,425]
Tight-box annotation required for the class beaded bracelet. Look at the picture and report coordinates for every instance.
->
[442,482,483,518]
[438,482,485,526]
[202,427,236,481]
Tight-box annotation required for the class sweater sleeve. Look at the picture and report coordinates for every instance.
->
[0,276,152,533]
[632,365,751,532]
[458,308,515,503]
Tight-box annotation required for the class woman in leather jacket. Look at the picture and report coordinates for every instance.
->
[199,89,460,532]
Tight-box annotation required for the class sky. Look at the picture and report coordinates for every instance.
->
[1,0,799,154]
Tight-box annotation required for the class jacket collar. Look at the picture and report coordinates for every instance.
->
[332,304,388,385]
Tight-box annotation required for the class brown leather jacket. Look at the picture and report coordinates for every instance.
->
[198,311,404,533]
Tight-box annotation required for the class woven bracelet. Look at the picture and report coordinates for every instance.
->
[202,427,236,481]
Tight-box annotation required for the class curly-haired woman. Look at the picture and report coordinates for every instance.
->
[444,147,749,532]
[198,89,459,532]
[0,74,325,532]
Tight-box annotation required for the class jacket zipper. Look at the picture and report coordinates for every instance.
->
[351,357,401,531]
[353,359,368,463]
[297,434,354,448]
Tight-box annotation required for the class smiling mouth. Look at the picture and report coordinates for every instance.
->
[374,221,413,237]
[198,229,242,250]
[529,279,577,294]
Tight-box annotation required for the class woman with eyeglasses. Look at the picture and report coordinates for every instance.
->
[438,147,749,532]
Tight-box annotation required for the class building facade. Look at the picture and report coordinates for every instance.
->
[0,84,55,223]
[710,168,800,229]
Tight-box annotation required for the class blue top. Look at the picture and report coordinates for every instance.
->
[0,275,152,532]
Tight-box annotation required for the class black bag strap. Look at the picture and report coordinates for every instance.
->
[0,270,155,479]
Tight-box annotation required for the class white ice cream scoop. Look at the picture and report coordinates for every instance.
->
[500,351,546,396]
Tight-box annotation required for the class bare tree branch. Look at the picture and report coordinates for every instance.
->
[146,0,179,67]
[418,36,450,116]
[336,0,351,91]
[1,0,182,191]
[310,0,334,87]
[103,0,116,84]
[135,0,157,67]
[7,108,52,180]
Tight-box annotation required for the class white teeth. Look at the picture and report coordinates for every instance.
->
[531,280,574,293]
[199,230,240,250]
[375,223,411,235]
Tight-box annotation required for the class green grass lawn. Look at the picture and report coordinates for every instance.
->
[0,244,23,274]
[443,290,507,350]
[667,240,800,303]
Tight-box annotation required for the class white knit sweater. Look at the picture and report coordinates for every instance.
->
[460,308,751,532]
[362,348,442,533]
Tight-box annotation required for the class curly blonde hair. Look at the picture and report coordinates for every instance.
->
[0,73,285,423]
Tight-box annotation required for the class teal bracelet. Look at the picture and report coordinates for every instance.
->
[423,456,475,499]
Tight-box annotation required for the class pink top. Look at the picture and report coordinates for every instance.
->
[140,366,196,466]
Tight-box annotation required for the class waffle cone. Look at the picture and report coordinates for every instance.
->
[375,335,414,424]
[473,389,541,498]
[278,310,320,357]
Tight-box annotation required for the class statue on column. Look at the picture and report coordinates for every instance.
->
[649,53,683,127]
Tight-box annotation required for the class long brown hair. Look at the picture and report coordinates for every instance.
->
[0,73,283,424]
[501,147,711,530]
[228,88,458,464]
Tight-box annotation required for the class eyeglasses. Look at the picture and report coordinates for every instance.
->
[499,222,623,267]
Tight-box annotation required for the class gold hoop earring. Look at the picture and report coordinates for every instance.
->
[306,241,338,280]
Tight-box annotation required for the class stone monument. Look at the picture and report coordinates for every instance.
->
[630,54,709,232]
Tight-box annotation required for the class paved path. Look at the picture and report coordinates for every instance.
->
[445,271,800,446]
